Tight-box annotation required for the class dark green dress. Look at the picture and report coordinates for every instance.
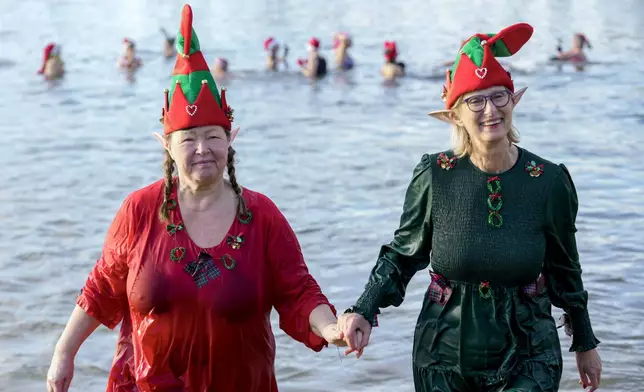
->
[349,147,600,392]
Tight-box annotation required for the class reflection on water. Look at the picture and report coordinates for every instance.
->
[1,0,643,391]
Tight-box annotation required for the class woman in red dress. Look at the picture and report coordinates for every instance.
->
[46,5,345,391]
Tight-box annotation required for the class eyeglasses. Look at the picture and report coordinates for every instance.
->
[462,90,512,113]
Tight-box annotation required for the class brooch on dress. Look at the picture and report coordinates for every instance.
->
[525,160,544,178]
[437,152,456,170]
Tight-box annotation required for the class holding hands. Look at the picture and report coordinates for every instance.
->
[337,312,372,359]
[312,304,372,359]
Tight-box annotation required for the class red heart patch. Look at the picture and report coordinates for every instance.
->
[185,105,198,116]
[475,68,487,79]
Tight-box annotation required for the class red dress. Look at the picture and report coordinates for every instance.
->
[77,180,335,391]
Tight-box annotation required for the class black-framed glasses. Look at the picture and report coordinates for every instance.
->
[463,90,512,112]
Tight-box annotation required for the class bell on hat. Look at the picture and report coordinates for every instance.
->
[161,4,233,134]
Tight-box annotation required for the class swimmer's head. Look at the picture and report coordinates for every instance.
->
[123,38,136,56]
[573,33,592,50]
[264,37,280,54]
[384,41,398,62]
[333,32,352,49]
[214,57,228,72]
[307,37,320,53]
[38,43,61,74]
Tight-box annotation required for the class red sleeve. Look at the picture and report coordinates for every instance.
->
[77,195,136,329]
[264,199,336,352]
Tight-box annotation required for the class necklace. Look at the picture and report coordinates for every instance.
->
[163,183,252,289]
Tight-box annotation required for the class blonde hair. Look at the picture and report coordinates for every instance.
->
[450,95,520,158]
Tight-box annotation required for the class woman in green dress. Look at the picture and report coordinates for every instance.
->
[337,23,602,391]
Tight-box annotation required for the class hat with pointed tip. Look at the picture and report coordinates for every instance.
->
[441,23,533,109]
[38,43,60,74]
[161,4,233,134]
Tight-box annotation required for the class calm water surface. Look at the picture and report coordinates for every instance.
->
[1,0,643,390]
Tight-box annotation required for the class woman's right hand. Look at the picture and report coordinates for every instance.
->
[46,351,74,392]
[337,312,372,358]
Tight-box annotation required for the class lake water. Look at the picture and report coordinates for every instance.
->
[1,0,643,390]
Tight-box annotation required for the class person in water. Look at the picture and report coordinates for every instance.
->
[212,57,229,80]
[380,40,405,81]
[46,5,347,392]
[38,43,65,80]
[338,23,602,391]
[161,28,177,58]
[298,37,327,79]
[264,37,288,71]
[553,33,592,63]
[118,38,142,70]
[332,32,354,71]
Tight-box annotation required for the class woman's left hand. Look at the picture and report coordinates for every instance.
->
[575,348,602,391]
[320,323,347,347]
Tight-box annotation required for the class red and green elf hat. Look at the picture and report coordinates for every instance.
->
[441,23,533,109]
[161,4,233,134]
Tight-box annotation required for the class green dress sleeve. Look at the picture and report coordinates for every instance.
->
[349,154,433,325]
[544,164,600,352]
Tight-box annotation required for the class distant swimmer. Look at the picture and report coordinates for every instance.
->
[212,57,229,80]
[332,32,354,71]
[161,28,177,58]
[38,43,65,80]
[264,37,288,71]
[297,37,327,79]
[552,33,592,63]
[118,38,143,70]
[381,41,405,81]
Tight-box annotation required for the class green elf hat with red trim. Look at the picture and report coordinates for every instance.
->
[441,23,533,109]
[161,4,233,134]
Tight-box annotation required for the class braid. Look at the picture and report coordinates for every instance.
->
[226,146,247,217]
[158,149,175,223]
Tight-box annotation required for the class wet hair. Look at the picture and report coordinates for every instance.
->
[158,128,248,223]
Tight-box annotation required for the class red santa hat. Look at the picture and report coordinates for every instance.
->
[307,37,320,52]
[384,41,398,61]
[440,22,533,109]
[38,43,60,74]
[264,37,280,51]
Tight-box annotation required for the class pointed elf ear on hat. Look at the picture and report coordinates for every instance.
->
[161,4,234,135]
[441,22,533,109]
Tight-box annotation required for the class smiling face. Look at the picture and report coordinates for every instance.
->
[452,85,516,146]
[166,125,229,186]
